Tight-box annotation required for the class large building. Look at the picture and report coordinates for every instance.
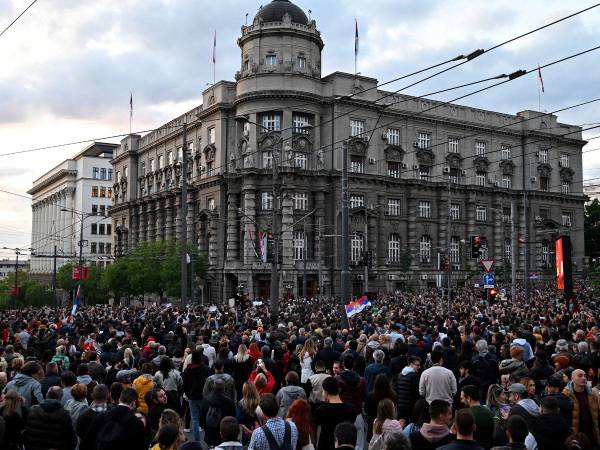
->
[29,143,116,280]
[109,0,585,302]
[0,259,29,281]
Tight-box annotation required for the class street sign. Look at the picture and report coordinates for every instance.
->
[483,272,495,288]
[480,259,495,272]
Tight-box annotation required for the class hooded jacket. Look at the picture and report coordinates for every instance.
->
[3,373,43,407]
[563,381,600,443]
[508,399,540,427]
[395,367,420,420]
[336,370,366,415]
[24,399,77,450]
[498,359,529,378]
[183,362,211,401]
[132,374,155,414]
[409,423,454,450]
[276,385,307,417]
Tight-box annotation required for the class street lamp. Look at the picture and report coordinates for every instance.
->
[61,208,94,306]
[2,246,32,309]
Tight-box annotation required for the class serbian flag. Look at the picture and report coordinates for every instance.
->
[354,19,359,57]
[212,30,217,64]
[71,285,81,315]
[345,295,371,318]
[537,64,544,93]
[129,91,133,119]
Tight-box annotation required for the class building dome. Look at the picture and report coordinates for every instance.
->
[255,0,309,24]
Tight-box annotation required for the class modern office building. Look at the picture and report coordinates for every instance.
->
[29,143,116,281]
[109,0,585,302]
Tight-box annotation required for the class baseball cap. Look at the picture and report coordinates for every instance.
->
[508,383,526,394]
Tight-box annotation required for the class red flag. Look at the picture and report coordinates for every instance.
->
[537,64,544,93]
[212,30,217,64]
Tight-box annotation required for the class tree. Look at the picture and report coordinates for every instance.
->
[585,199,600,260]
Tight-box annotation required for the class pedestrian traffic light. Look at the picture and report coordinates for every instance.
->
[471,235,482,259]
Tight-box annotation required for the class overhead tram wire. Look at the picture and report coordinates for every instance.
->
[0,0,39,39]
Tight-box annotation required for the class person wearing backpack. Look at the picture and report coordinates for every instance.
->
[248,393,298,450]
[199,378,236,447]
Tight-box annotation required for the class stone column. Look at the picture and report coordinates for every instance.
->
[492,201,503,262]
[130,208,139,249]
[155,199,164,241]
[314,191,326,263]
[226,193,240,260]
[186,197,195,244]
[146,200,156,241]
[66,189,75,256]
[139,204,147,243]
[281,192,294,268]
[175,196,183,241]
[466,195,476,271]
[209,217,218,266]
[165,197,174,241]
[407,192,418,270]
[242,189,257,265]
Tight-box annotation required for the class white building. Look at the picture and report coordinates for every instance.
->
[0,259,29,280]
[28,143,117,280]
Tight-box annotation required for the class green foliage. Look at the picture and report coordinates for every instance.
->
[0,271,53,309]
[585,199,600,259]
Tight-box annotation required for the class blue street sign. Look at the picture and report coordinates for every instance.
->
[483,273,495,287]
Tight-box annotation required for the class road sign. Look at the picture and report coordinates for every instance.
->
[480,259,495,272]
[483,272,495,288]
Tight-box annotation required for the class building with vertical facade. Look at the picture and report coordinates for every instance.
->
[29,143,116,280]
[109,0,586,302]
[0,259,29,280]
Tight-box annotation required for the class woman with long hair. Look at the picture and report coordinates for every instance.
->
[237,381,260,445]
[154,357,183,414]
[402,399,429,436]
[0,390,27,450]
[486,384,509,447]
[365,373,397,439]
[51,345,70,371]
[248,342,262,362]
[299,338,317,384]
[123,347,135,370]
[232,344,254,397]
[286,398,314,450]
[369,398,403,450]
[153,409,185,450]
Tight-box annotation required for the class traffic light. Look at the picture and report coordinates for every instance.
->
[489,288,497,303]
[471,235,482,259]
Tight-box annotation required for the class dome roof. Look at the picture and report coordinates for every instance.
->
[255,0,309,24]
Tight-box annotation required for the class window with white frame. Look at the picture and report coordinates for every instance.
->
[107,169,113,180]
[206,161,214,177]
[540,176,549,192]
[208,198,216,210]
[167,151,174,166]
[293,114,310,133]
[293,231,305,260]
[150,158,155,172]
[502,175,512,189]
[100,168,107,180]
[419,165,430,181]
[418,200,431,218]
[475,141,486,156]
[387,128,401,146]
[297,56,307,69]
[294,152,307,169]
[560,153,570,168]
[265,54,277,66]
[158,155,164,169]
[541,242,550,267]
[293,192,308,211]
[503,207,511,223]
[178,147,184,162]
[501,144,511,160]
[562,180,571,194]
[448,137,460,153]
[350,155,364,173]
[505,238,512,260]
[538,148,548,163]
[388,234,401,262]
[350,120,365,137]
[476,205,487,221]
[261,192,274,210]
[476,171,486,186]
[140,162,146,177]
[262,113,281,131]
[208,127,215,144]
[449,168,460,184]
[350,194,364,209]
[351,233,364,262]
[420,235,431,263]
[450,203,460,220]
[93,167,99,179]
[450,236,460,263]
[388,162,401,178]
[418,132,431,149]
[387,198,401,216]
[262,151,273,169]
[562,211,572,227]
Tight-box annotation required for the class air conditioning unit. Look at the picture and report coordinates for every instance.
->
[558,161,563,167]
[387,274,396,281]
[535,151,540,157]
[443,167,451,174]
[461,170,467,176]
[413,164,420,170]
[382,132,388,141]
[421,274,428,280]
[368,157,376,165]
[357,274,364,280]
[494,181,500,187]
[402,163,408,169]
[530,176,537,183]
[385,258,391,265]
[451,264,461,271]
[413,142,420,148]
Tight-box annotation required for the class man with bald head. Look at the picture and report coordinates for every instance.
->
[563,368,599,445]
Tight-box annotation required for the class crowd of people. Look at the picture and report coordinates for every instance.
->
[0,282,598,450]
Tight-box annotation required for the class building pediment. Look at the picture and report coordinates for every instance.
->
[384,145,404,162]
[292,134,313,152]
[204,144,217,161]
[416,148,435,166]
[445,153,462,169]
[560,167,574,181]
[258,131,282,151]
[347,137,368,156]
[537,163,553,177]
[499,160,515,175]
[474,156,490,172]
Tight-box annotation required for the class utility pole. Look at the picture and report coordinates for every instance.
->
[521,131,530,303]
[447,177,451,313]
[511,198,517,303]
[269,137,281,321]
[340,141,350,330]
[302,218,307,299]
[190,217,196,304]
[181,121,188,306]
[13,251,19,309]
[317,217,322,300]
[52,245,57,308]
[364,206,369,293]
[78,212,84,305]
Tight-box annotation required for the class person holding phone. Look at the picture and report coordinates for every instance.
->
[249,359,275,394]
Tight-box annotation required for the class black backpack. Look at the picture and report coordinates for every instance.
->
[206,404,223,429]
[97,418,127,450]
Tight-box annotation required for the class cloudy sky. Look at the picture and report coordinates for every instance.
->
[1,0,600,257]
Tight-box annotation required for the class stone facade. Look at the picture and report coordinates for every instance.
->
[109,0,586,303]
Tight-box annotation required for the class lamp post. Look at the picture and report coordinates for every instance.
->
[62,208,93,306]
[2,246,32,309]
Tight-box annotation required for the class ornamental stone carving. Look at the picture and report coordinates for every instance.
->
[384,145,404,162]
[537,163,553,177]
[560,167,574,181]
[292,134,313,152]
[474,156,490,172]
[416,148,435,166]
[348,137,368,156]
[204,144,216,162]
[445,153,462,169]
[258,131,282,151]
[499,160,515,175]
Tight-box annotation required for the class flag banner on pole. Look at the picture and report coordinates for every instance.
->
[259,231,268,263]
[354,19,359,56]
[72,284,81,315]
[129,92,133,119]
[538,64,544,93]
[345,295,371,318]
[213,30,217,64]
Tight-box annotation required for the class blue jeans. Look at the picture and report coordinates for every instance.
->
[188,399,204,442]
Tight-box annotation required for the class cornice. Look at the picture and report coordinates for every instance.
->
[27,169,77,195]
[110,150,137,166]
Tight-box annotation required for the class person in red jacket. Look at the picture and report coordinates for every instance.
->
[249,360,275,394]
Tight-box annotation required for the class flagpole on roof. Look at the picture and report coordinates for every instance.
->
[354,18,359,76]
[129,91,133,135]
[213,30,217,85]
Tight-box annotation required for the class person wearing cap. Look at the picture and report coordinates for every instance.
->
[507,384,539,428]
[563,368,600,446]
[545,375,573,425]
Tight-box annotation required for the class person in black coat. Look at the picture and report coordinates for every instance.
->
[183,349,211,443]
[23,386,77,450]
[395,356,422,421]
[315,337,341,372]
[199,379,236,446]
[526,397,570,450]
[40,362,61,398]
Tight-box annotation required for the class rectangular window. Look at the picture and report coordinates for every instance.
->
[158,155,164,169]
[293,193,309,211]
[503,207,512,223]
[177,147,183,162]
[98,224,105,235]
[538,149,548,163]
[106,224,111,235]
[560,153,570,168]
[350,194,364,209]
[476,172,486,186]
[475,141,486,156]
[294,152,307,169]
[387,128,401,146]
[388,199,401,216]
[107,188,112,198]
[100,168,107,180]
[106,243,112,254]
[99,205,106,216]
[116,171,121,183]
[98,243,105,254]
[418,200,431,218]
[262,151,273,169]
[90,242,97,254]
[208,198,216,210]
[261,192,274,210]
[107,169,113,180]
[91,205,98,216]
[350,120,365,137]
[351,233,364,263]
[562,212,572,227]
[562,181,571,194]
[450,203,460,220]
[350,155,364,173]
[388,162,401,179]
[476,205,487,221]
[418,132,431,149]
[167,151,174,166]
[262,113,281,131]
[93,167,99,179]
[140,163,146,177]
[293,114,310,133]
[293,231,305,260]
[449,168,460,184]
[501,144,511,160]
[505,238,512,260]
[388,234,401,262]
[244,60,250,71]
[450,237,460,263]
[540,176,549,192]
[420,235,431,263]
[91,224,97,235]
[206,161,214,177]
[124,167,128,178]
[208,127,216,144]
[419,166,430,182]
[448,137,459,153]
[502,175,512,189]
[297,56,307,69]
[99,187,107,198]
[265,54,277,66]
[150,159,155,172]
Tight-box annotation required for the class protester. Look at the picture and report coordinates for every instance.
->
[419,350,457,405]
[248,393,298,450]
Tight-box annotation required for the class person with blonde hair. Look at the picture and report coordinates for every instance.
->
[0,390,27,450]
[299,338,317,384]
[155,409,185,450]
[51,345,70,371]
[232,344,254,396]
[237,381,260,445]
